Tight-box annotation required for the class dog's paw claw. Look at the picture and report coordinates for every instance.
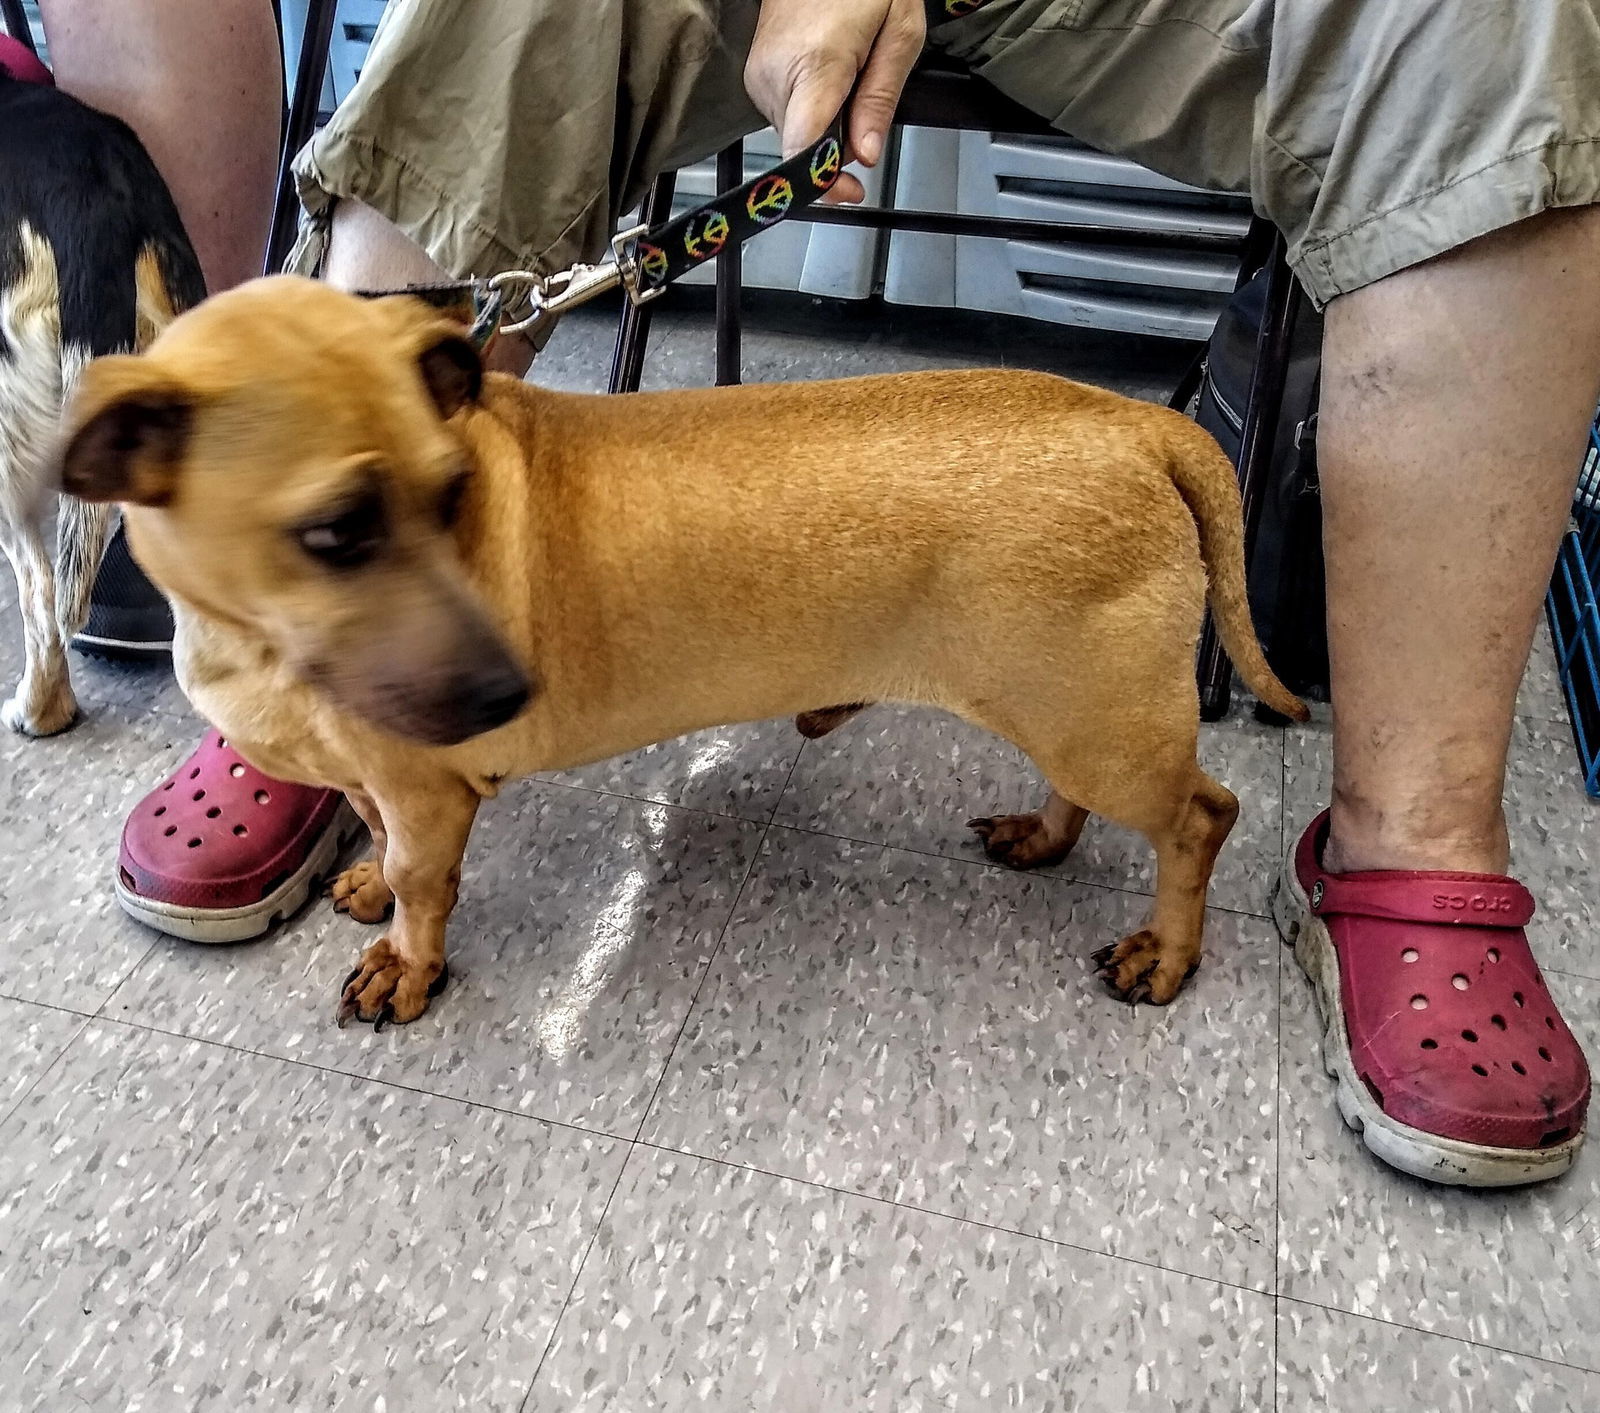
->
[1094,930,1196,1006]
[335,946,447,1030]
[1089,943,1116,969]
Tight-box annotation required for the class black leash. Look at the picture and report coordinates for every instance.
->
[380,0,1000,347]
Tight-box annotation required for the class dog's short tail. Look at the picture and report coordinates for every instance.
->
[1165,419,1310,722]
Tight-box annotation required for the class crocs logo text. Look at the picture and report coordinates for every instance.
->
[1432,893,1513,913]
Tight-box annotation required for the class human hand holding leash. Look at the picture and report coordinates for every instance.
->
[744,0,926,204]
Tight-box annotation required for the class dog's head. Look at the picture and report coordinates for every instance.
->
[57,276,532,745]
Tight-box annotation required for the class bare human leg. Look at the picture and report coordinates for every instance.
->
[322,200,538,377]
[40,0,279,292]
[1319,207,1600,875]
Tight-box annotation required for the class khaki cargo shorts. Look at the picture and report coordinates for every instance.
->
[291,0,1600,307]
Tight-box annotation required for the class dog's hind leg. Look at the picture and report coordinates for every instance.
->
[329,788,395,923]
[0,514,76,736]
[0,416,77,736]
[335,775,479,1029]
[968,791,1091,870]
[794,702,870,738]
[971,648,1235,1005]
[1087,766,1238,1005]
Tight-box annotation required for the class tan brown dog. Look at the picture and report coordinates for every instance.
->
[57,276,1305,1028]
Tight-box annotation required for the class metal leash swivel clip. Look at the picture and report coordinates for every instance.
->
[487,225,656,337]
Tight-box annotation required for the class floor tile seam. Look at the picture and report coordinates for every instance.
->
[520,806,794,1407]
[526,771,786,830]
[86,1011,637,1143]
[757,817,1278,923]
[1274,1294,1600,1377]
[521,1139,637,1410]
[629,811,785,1146]
[628,1136,1278,1300]
[0,1011,96,1134]
[0,988,102,1020]
[1542,961,1600,986]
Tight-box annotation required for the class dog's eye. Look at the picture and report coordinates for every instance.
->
[438,470,471,528]
[296,491,387,570]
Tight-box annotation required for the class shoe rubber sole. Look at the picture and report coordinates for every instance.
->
[1272,863,1582,1187]
[72,630,174,659]
[116,801,364,944]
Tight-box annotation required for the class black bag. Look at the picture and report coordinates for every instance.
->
[1194,266,1331,706]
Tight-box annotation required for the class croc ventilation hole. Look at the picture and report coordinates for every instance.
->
[1491,1015,1507,1030]
[1512,1061,1527,1075]
[1547,1016,1558,1030]
[163,826,176,838]
[189,767,200,780]
[1452,974,1470,990]
[233,824,248,837]
[192,789,205,802]
[254,789,271,805]
[1540,1047,1553,1063]
[1487,947,1501,963]
[1461,1029,1478,1043]
[1472,1064,1488,1077]
[1402,948,1419,963]
[1513,992,1526,1008]
[162,781,174,792]
[230,764,245,779]
[187,838,201,849]
[154,806,166,817]
[206,807,221,819]
[1420,1038,1438,1050]
[1410,994,1429,1010]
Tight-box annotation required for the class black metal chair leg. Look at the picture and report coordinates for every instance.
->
[1,0,36,51]
[265,0,338,276]
[1196,229,1304,720]
[713,141,745,387]
[609,170,678,394]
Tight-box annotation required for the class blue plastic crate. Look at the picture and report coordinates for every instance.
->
[1546,411,1600,795]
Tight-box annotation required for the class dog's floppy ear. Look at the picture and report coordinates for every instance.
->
[416,333,482,421]
[364,294,485,421]
[57,356,195,506]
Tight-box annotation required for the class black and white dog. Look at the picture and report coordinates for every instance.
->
[0,37,203,735]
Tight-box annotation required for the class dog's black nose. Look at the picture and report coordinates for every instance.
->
[461,664,532,734]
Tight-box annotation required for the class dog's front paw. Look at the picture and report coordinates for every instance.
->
[329,860,394,923]
[335,940,450,1030]
[1090,930,1198,1006]
[967,812,1076,870]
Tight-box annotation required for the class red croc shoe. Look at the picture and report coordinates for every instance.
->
[117,731,362,943]
[1275,811,1590,1186]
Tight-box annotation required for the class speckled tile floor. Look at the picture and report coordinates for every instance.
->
[2,299,1598,1412]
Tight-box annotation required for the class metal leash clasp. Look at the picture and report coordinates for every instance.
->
[487,225,659,337]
